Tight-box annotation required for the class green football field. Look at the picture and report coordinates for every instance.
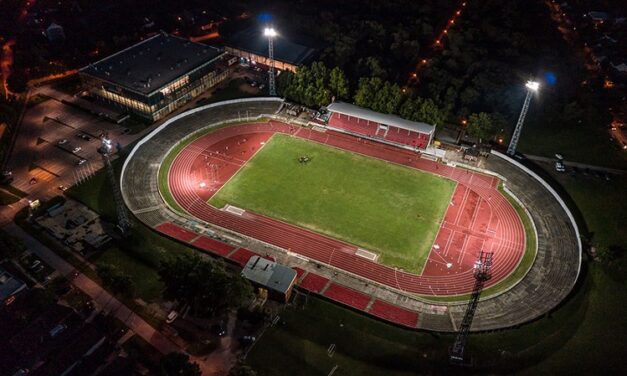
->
[209,134,455,272]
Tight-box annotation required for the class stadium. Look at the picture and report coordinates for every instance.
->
[120,98,581,331]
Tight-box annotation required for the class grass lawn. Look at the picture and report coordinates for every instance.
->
[210,134,455,272]
[0,188,22,205]
[92,246,164,302]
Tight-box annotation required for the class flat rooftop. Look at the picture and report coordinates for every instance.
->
[0,266,26,301]
[242,256,296,294]
[327,101,435,134]
[225,28,316,66]
[80,32,223,95]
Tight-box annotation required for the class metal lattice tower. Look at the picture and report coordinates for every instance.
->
[266,28,277,96]
[507,81,539,155]
[449,251,494,365]
[99,135,131,235]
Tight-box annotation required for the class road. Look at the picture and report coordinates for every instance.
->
[1,38,15,98]
[524,154,626,174]
[3,222,234,375]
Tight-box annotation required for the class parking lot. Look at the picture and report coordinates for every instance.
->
[1,88,132,221]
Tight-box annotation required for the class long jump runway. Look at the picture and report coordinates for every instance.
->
[165,121,525,296]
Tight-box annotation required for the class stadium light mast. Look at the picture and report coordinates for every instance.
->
[507,80,540,155]
[264,27,278,96]
[99,134,131,235]
[450,251,494,365]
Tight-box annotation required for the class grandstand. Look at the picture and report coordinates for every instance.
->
[325,102,434,150]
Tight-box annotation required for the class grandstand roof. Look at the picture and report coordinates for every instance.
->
[225,28,317,66]
[327,102,435,134]
[242,256,296,294]
[79,32,223,95]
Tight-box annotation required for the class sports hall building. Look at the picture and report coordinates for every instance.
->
[326,102,435,150]
[224,28,317,72]
[79,32,229,121]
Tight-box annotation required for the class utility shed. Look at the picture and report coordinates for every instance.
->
[242,256,297,303]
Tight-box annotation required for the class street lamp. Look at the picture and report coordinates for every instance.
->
[264,27,277,96]
[507,80,540,155]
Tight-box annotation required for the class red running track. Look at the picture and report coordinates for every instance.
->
[164,121,526,296]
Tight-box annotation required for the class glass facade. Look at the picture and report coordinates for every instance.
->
[81,56,229,121]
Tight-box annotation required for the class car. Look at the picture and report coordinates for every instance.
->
[555,161,566,172]
[554,153,564,160]
[166,310,179,324]
[76,133,91,141]
[2,170,11,176]
[240,335,256,345]
[258,84,265,90]
[58,139,68,145]
[72,146,82,153]
[211,323,226,337]
[29,177,37,185]
[57,185,67,191]
[30,260,42,269]
[250,81,257,87]
[76,159,87,166]
[121,128,131,135]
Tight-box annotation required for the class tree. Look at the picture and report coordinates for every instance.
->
[160,352,201,376]
[7,71,27,93]
[96,263,135,297]
[159,254,253,317]
[329,67,349,100]
[354,77,383,109]
[229,361,257,376]
[399,97,447,127]
[416,98,447,126]
[466,112,496,143]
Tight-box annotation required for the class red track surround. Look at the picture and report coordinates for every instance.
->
[163,121,526,296]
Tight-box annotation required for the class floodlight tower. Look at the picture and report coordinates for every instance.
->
[450,251,494,365]
[264,27,278,96]
[99,134,131,235]
[507,80,540,155]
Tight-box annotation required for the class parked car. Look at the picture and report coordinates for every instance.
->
[76,133,91,141]
[240,335,256,345]
[166,310,179,324]
[258,84,265,90]
[57,185,67,191]
[72,146,82,153]
[76,159,87,166]
[555,160,566,172]
[58,139,68,145]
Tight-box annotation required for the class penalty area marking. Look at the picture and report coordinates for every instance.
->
[224,205,245,216]
[356,248,379,261]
